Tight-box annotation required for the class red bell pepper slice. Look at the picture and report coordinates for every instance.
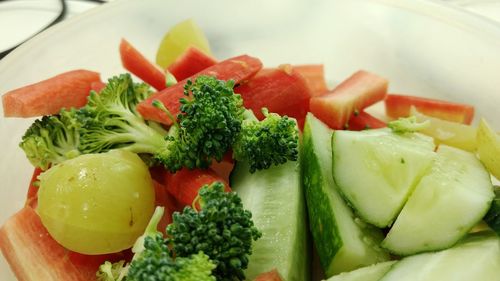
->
[137,54,263,125]
[25,168,42,209]
[384,94,474,125]
[164,168,231,208]
[167,46,217,81]
[293,64,328,97]
[119,39,166,91]
[235,64,313,129]
[254,268,284,281]
[347,111,386,131]
[309,70,388,129]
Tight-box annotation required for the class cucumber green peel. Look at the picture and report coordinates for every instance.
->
[302,113,389,277]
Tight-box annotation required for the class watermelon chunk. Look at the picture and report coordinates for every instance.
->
[235,64,313,128]
[0,207,128,281]
[167,46,217,81]
[137,54,262,124]
[120,39,166,91]
[2,70,101,117]
[384,94,475,124]
[309,70,388,129]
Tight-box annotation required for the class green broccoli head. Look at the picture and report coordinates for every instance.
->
[19,109,81,170]
[97,207,216,281]
[77,74,172,160]
[127,235,215,281]
[167,182,262,281]
[169,76,244,170]
[233,109,299,173]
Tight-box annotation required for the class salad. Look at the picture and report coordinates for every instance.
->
[1,17,500,281]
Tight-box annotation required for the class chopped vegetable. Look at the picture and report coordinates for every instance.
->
[235,65,313,129]
[332,128,436,228]
[119,39,166,91]
[324,261,396,281]
[382,145,494,255]
[385,94,474,124]
[483,186,500,236]
[167,46,217,81]
[167,182,262,281]
[90,81,106,92]
[97,207,216,281]
[477,118,500,179]
[302,113,389,276]
[74,74,174,166]
[232,132,310,280]
[347,111,386,131]
[387,116,430,134]
[309,70,387,129]
[253,268,284,281]
[2,70,101,117]
[155,19,212,69]
[380,232,500,281]
[163,167,230,207]
[293,64,328,96]
[0,207,128,281]
[25,168,42,209]
[137,54,262,125]
[20,109,81,170]
[411,107,477,152]
[233,109,299,173]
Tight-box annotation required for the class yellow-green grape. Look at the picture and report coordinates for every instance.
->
[37,150,155,255]
[155,18,212,69]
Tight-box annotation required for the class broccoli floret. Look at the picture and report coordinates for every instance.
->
[161,76,244,171]
[19,109,81,170]
[233,109,299,173]
[167,182,262,281]
[97,207,216,281]
[128,238,215,281]
[20,74,298,173]
[388,116,430,134]
[77,74,172,160]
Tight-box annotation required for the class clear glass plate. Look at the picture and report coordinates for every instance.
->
[1,0,500,279]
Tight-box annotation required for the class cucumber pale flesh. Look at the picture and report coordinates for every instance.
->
[380,232,500,281]
[332,129,436,227]
[325,261,396,281]
[231,158,309,280]
[383,145,494,255]
[302,113,389,277]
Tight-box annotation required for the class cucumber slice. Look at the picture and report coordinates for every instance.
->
[231,157,309,280]
[302,113,389,277]
[332,129,436,227]
[383,145,494,255]
[380,232,500,281]
[483,186,500,236]
[325,261,396,281]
